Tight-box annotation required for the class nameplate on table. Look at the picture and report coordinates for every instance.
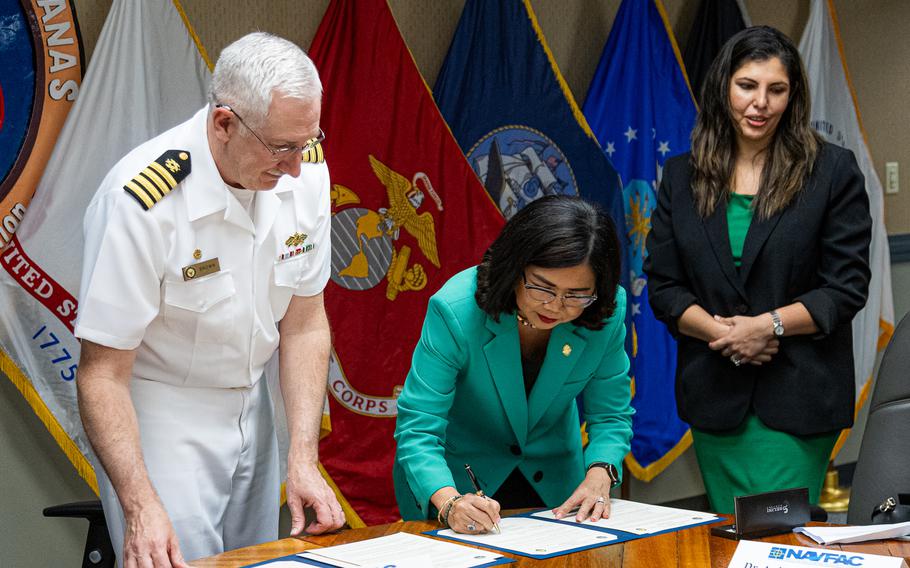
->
[713,487,810,540]
[728,540,908,568]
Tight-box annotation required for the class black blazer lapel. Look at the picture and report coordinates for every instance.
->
[739,207,786,285]
[702,201,748,300]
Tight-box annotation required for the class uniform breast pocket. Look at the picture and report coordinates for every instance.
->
[270,256,312,321]
[163,271,235,343]
[273,255,311,289]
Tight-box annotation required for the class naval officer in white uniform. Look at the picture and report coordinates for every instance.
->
[74,32,344,567]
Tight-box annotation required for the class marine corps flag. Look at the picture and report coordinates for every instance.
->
[583,0,697,481]
[433,0,625,230]
[309,0,504,525]
[799,0,894,453]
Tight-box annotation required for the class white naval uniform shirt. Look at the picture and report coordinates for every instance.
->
[75,106,331,388]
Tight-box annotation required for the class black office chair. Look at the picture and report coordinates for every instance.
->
[847,311,910,525]
[43,500,115,567]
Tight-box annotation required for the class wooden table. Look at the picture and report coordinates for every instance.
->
[193,517,910,567]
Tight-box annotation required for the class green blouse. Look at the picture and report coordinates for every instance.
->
[727,193,755,267]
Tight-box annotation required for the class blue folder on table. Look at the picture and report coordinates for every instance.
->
[425,508,721,560]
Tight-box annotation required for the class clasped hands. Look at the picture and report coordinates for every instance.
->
[708,313,779,366]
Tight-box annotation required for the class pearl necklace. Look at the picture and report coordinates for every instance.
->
[516,312,535,328]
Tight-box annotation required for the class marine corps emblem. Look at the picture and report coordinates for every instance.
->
[330,155,442,301]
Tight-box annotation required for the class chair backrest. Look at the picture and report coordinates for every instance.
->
[44,500,114,568]
[847,311,910,525]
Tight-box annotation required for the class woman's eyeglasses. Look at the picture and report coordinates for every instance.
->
[522,274,597,308]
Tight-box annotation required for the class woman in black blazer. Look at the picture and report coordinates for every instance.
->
[644,26,871,513]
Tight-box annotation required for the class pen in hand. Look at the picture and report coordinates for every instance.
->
[464,463,501,534]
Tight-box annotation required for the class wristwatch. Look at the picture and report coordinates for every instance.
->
[770,310,784,337]
[587,462,620,487]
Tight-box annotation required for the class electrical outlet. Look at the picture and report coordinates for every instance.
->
[885,162,899,194]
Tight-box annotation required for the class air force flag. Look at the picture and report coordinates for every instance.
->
[583,0,697,480]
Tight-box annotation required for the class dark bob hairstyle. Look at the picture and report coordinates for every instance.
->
[475,195,622,330]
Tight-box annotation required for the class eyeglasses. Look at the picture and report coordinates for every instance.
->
[522,274,598,308]
[215,103,325,160]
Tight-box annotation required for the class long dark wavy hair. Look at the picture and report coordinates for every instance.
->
[690,26,821,219]
[475,195,621,330]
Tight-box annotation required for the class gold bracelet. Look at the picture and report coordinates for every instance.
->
[436,494,462,526]
[436,495,457,524]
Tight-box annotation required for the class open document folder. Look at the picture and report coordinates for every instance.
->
[532,498,720,535]
[245,532,512,568]
[429,499,721,559]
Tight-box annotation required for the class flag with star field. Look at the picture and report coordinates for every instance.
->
[583,0,696,480]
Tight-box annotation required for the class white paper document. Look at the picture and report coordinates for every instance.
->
[728,540,908,568]
[531,498,719,535]
[437,516,616,556]
[793,520,910,545]
[295,532,503,568]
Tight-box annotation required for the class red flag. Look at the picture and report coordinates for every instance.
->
[310,0,504,525]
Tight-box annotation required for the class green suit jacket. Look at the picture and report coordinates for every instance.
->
[393,267,633,520]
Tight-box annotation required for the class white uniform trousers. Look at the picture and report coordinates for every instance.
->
[96,376,279,565]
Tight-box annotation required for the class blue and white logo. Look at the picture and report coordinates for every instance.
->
[768,546,864,566]
[466,125,577,219]
[770,547,787,559]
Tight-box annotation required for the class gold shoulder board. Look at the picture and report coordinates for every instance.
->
[301,141,325,164]
[123,150,192,210]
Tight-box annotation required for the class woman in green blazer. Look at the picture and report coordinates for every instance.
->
[393,196,633,534]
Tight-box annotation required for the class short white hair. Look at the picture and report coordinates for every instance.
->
[210,32,322,128]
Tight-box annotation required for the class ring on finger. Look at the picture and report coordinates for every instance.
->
[730,354,743,366]
[466,521,476,532]
[595,496,606,504]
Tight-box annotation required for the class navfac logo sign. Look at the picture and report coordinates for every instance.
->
[768,546,864,566]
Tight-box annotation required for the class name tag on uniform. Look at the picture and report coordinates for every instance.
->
[182,258,220,281]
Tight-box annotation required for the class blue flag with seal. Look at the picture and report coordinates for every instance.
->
[583,0,697,481]
[433,0,625,232]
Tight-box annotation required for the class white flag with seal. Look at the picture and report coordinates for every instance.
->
[0,0,210,491]
[798,0,895,452]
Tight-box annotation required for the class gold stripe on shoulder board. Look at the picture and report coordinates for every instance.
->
[123,150,191,210]
[301,142,325,164]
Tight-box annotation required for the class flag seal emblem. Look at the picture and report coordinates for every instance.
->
[330,155,441,302]
[465,125,578,219]
[0,1,82,246]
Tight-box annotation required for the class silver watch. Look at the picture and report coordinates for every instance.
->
[770,310,784,337]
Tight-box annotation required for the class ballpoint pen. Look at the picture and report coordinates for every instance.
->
[464,463,501,534]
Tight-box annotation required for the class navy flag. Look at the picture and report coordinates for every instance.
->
[433,0,625,231]
[583,0,697,481]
